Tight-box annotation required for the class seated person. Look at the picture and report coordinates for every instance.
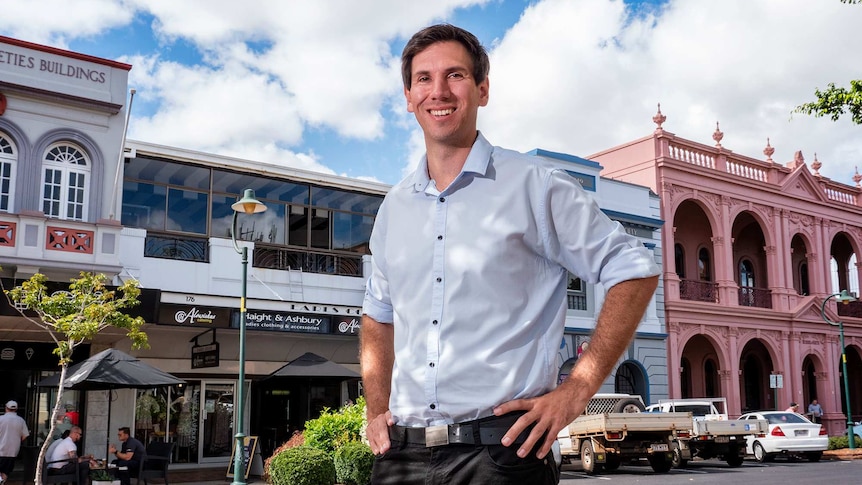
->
[48,426,94,485]
[45,429,71,466]
[109,427,146,485]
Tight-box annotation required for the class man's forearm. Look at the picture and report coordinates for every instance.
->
[567,275,659,395]
[359,314,394,419]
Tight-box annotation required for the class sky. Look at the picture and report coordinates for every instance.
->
[1,0,860,187]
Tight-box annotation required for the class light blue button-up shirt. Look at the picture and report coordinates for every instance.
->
[363,133,660,427]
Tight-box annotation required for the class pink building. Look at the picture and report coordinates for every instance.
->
[590,106,862,435]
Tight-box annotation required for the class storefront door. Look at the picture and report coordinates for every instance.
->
[199,381,235,463]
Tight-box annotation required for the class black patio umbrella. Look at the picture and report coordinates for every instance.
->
[37,348,185,458]
[265,352,360,378]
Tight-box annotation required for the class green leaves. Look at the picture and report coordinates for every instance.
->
[5,272,149,364]
[795,80,862,125]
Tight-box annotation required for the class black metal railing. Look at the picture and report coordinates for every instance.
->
[738,286,772,308]
[567,292,587,311]
[679,279,718,302]
[144,234,209,262]
[253,246,363,277]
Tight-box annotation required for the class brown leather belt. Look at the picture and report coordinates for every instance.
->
[389,412,531,447]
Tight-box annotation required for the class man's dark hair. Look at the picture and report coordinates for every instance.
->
[401,24,490,89]
[118,426,131,436]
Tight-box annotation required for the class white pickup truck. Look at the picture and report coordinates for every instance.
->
[557,393,692,474]
[645,397,768,468]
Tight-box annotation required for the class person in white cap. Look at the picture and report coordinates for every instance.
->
[0,400,30,484]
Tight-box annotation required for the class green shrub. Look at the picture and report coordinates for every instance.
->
[828,434,862,450]
[267,446,335,485]
[333,441,374,485]
[303,397,366,454]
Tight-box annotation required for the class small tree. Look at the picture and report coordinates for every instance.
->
[5,272,148,485]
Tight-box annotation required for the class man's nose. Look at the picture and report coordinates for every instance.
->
[431,77,450,99]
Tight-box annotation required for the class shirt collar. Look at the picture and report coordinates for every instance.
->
[411,131,493,193]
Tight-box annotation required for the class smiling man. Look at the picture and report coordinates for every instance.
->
[359,24,660,484]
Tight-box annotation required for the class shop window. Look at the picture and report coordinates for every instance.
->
[0,133,17,212]
[42,143,89,221]
[674,244,685,278]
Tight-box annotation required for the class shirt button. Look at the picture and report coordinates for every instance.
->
[436,277,442,283]
[437,235,443,240]
[430,404,436,410]
[429,362,435,367]
[439,197,445,203]
[432,320,438,325]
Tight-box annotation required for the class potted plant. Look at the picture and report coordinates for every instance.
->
[91,468,120,485]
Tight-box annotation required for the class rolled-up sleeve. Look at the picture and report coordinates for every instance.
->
[362,206,394,324]
[541,169,660,289]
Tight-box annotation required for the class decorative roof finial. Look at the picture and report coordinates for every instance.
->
[811,153,822,176]
[792,150,805,169]
[854,166,861,188]
[653,103,666,131]
[712,121,724,148]
[763,137,775,163]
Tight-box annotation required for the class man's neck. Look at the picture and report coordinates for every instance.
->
[425,132,477,191]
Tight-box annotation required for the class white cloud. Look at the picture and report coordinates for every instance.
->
[482,0,862,184]
[0,0,135,46]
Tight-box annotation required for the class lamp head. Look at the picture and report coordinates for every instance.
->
[836,289,858,305]
[231,189,267,215]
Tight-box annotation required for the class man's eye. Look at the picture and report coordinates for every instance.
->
[448,72,465,79]
[416,76,430,83]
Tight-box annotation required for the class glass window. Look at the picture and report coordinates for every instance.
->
[567,274,587,311]
[126,157,210,189]
[675,244,685,278]
[310,208,330,249]
[739,259,755,287]
[122,182,168,231]
[698,247,712,281]
[213,169,309,204]
[0,133,17,212]
[288,205,309,247]
[332,212,374,252]
[42,143,89,220]
[167,188,208,234]
[311,187,382,214]
[212,195,286,244]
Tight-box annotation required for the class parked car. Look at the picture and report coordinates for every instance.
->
[852,422,862,442]
[737,411,828,462]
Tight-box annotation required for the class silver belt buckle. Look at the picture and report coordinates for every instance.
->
[425,424,450,447]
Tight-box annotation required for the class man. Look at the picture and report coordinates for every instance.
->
[785,402,800,413]
[109,427,145,485]
[0,400,30,485]
[360,24,660,484]
[808,399,823,424]
[49,425,94,485]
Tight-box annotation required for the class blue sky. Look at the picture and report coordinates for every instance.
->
[1,0,859,186]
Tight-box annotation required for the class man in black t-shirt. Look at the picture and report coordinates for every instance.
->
[109,427,146,485]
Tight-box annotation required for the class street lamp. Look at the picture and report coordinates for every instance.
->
[820,289,857,450]
[231,188,267,485]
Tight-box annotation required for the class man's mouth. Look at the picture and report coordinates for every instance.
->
[430,108,454,116]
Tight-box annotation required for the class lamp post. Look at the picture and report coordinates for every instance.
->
[820,289,857,450]
[230,189,267,485]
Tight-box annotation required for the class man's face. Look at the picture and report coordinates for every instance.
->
[71,429,82,442]
[118,431,128,442]
[404,41,489,150]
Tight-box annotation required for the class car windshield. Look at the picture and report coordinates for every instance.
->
[764,413,808,424]
[677,405,713,416]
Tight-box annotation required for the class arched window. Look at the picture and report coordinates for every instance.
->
[698,247,711,281]
[42,143,90,221]
[799,262,810,296]
[674,244,685,278]
[739,259,755,287]
[0,132,17,212]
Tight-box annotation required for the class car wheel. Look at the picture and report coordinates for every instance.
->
[604,453,621,471]
[805,451,822,462]
[649,453,673,473]
[753,441,773,463]
[580,440,601,475]
[612,398,645,413]
[671,443,688,468]
[726,451,744,468]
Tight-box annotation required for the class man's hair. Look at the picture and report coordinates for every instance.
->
[70,426,82,434]
[118,426,131,436]
[401,24,489,89]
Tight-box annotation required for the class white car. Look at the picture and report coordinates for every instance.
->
[738,411,828,462]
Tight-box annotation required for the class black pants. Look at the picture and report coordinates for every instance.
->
[49,461,90,485]
[370,438,559,485]
[112,459,139,485]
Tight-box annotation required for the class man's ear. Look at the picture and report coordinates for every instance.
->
[478,77,489,107]
[405,87,415,113]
